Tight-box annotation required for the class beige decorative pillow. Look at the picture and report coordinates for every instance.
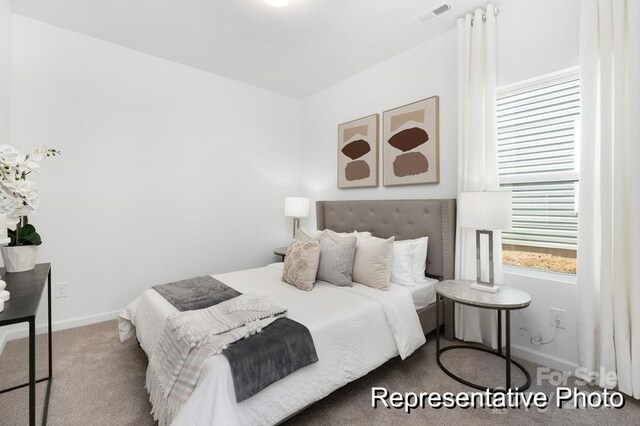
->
[352,233,395,290]
[282,240,321,291]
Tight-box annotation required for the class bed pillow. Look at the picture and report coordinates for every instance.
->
[352,234,395,290]
[411,237,429,283]
[390,237,429,285]
[390,239,418,286]
[294,227,323,242]
[294,228,370,242]
[316,232,357,287]
[327,230,372,238]
[282,240,321,291]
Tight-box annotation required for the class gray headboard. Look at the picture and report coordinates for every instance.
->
[316,199,456,280]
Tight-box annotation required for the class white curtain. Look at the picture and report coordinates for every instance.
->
[577,0,640,398]
[454,4,500,348]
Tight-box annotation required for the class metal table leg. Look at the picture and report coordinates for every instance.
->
[435,294,440,354]
[43,269,53,425]
[506,310,511,390]
[29,317,36,426]
[497,309,502,355]
[435,297,531,392]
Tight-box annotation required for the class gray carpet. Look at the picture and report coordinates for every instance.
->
[0,320,638,425]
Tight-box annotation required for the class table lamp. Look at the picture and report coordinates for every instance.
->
[284,197,309,238]
[458,190,512,293]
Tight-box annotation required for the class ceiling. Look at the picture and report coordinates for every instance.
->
[10,0,488,98]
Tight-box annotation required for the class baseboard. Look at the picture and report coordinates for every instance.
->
[0,309,122,355]
[511,343,579,373]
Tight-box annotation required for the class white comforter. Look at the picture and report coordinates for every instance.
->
[119,263,426,426]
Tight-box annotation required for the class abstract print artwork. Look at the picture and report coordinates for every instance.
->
[338,114,379,188]
[383,96,439,186]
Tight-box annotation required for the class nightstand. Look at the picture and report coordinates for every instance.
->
[273,246,288,261]
[435,280,532,392]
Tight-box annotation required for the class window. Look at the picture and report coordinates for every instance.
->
[497,68,579,274]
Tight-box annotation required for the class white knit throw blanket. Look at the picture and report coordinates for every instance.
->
[147,294,286,426]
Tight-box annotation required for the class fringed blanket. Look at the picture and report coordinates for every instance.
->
[148,293,286,426]
[146,277,318,426]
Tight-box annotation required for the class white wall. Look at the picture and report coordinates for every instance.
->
[0,0,10,142]
[506,268,578,372]
[6,16,302,337]
[299,0,580,370]
[300,28,458,226]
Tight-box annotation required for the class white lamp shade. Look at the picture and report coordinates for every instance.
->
[458,191,512,230]
[284,197,309,218]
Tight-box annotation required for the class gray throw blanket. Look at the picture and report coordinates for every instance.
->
[153,276,240,311]
[149,276,318,424]
[223,317,318,402]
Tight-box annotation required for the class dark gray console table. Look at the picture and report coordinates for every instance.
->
[0,263,52,426]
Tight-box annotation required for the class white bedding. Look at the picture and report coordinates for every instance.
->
[119,263,426,426]
[405,277,438,310]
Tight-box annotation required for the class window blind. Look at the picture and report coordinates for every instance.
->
[497,73,580,250]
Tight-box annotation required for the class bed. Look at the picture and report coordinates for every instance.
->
[119,199,456,425]
[315,199,456,337]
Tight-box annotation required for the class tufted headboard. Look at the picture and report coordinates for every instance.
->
[316,199,456,280]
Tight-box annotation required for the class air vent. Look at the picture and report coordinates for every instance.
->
[415,3,452,24]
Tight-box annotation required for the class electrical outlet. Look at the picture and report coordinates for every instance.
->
[55,282,68,298]
[550,308,566,329]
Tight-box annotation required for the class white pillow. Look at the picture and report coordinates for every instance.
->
[389,236,429,286]
[352,233,394,290]
[411,237,429,283]
[390,240,419,286]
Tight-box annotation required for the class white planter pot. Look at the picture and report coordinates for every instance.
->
[1,246,39,272]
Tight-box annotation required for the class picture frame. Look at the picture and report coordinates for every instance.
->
[337,114,379,188]
[382,96,440,186]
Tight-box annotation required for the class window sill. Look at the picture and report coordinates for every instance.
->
[502,264,577,285]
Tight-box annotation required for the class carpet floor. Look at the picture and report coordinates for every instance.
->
[0,320,638,425]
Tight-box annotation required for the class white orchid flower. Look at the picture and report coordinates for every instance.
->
[0,145,21,166]
[0,145,59,220]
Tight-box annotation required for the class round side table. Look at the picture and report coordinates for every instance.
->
[435,280,532,392]
[273,246,288,261]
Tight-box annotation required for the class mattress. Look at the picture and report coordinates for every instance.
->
[404,277,438,310]
[119,263,426,426]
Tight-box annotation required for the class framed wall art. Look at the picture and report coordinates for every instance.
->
[383,96,439,186]
[337,114,379,188]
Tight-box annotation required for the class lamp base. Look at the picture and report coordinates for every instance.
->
[470,282,500,293]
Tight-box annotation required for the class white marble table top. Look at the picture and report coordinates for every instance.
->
[436,280,531,309]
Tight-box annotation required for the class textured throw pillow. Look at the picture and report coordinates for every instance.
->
[282,240,321,291]
[390,239,418,286]
[316,232,357,287]
[352,233,395,290]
